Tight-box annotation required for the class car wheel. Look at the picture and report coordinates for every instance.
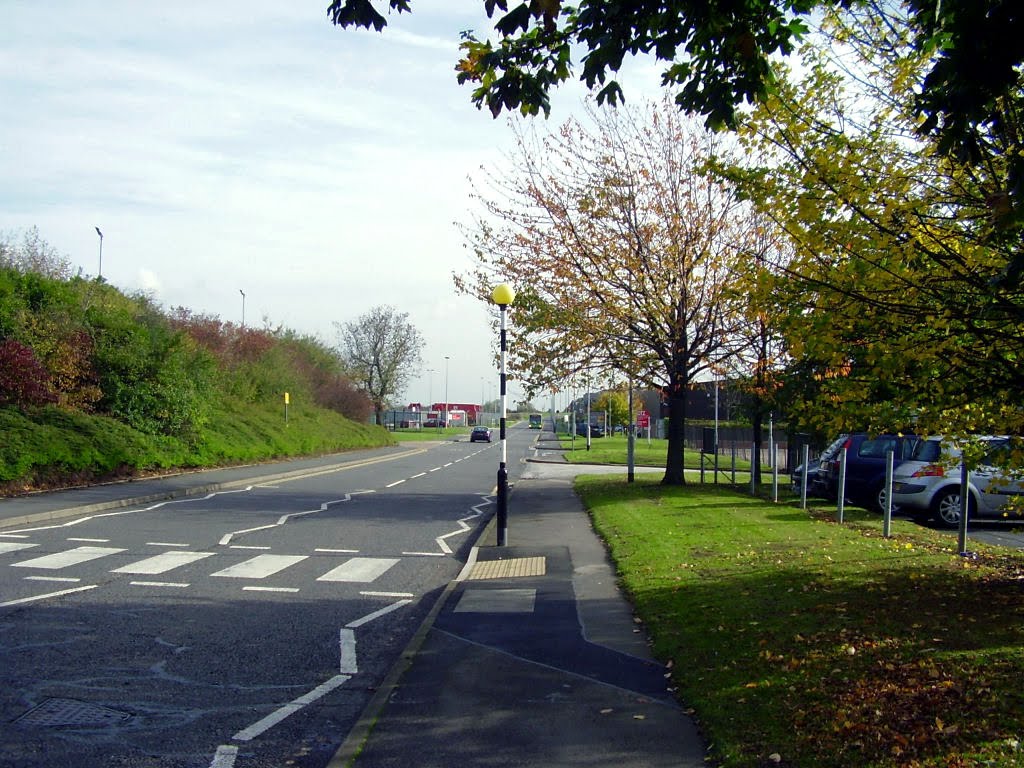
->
[931,487,969,528]
[873,484,900,515]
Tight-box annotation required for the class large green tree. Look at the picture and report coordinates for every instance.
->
[721,5,1024,444]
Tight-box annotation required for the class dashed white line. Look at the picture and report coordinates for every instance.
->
[360,590,414,598]
[428,467,442,472]
[67,537,109,543]
[340,628,358,674]
[210,744,238,768]
[385,479,405,488]
[228,545,272,550]
[24,575,80,583]
[147,541,190,547]
[242,586,300,593]
[403,551,446,557]
[232,674,350,741]
[411,472,427,479]
[315,548,359,554]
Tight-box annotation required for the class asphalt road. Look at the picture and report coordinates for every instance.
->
[0,426,537,768]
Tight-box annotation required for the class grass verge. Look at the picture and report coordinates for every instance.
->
[575,474,1024,768]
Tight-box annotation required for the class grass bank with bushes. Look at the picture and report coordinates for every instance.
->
[576,475,1024,768]
[0,399,391,494]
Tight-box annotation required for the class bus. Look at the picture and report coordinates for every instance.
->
[528,413,543,429]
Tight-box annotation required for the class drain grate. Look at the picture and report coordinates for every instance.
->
[15,698,132,727]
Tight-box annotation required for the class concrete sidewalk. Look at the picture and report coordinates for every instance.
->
[330,458,707,767]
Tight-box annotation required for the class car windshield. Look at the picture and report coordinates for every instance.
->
[912,439,943,462]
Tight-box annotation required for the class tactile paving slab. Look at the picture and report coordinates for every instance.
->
[467,556,546,580]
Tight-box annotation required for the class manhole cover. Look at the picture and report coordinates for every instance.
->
[15,698,132,727]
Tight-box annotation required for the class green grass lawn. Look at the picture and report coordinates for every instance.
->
[575,474,1024,768]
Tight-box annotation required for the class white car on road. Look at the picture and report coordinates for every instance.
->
[891,435,1023,527]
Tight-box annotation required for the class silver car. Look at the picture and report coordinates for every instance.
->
[891,436,1023,527]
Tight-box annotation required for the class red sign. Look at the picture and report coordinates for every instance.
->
[637,411,650,428]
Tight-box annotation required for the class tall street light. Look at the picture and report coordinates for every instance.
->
[426,368,436,409]
[94,227,103,280]
[239,289,246,328]
[491,283,516,546]
[444,356,450,428]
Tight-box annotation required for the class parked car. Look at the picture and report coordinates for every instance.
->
[575,422,605,437]
[792,433,918,511]
[469,426,492,443]
[892,435,1024,527]
[423,418,446,428]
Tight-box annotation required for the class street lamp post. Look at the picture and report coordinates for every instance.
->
[94,227,103,279]
[444,356,450,428]
[239,289,246,328]
[491,283,516,546]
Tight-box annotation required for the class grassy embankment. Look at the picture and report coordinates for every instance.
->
[0,399,391,494]
[575,474,1024,768]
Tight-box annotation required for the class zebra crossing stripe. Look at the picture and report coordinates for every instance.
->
[211,554,308,579]
[12,546,125,570]
[316,557,399,583]
[0,542,38,555]
[112,551,216,575]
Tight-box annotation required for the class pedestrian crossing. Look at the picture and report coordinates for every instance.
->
[0,542,404,591]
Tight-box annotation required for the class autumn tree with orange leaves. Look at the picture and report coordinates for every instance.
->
[458,100,766,485]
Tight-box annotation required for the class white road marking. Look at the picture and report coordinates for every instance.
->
[24,575,80,583]
[0,542,38,555]
[242,586,300,593]
[228,545,271,550]
[346,599,412,629]
[340,628,358,674]
[385,479,405,488]
[218,496,353,546]
[0,533,29,538]
[443,462,454,467]
[210,744,238,768]
[130,581,189,588]
[316,557,398,583]
[211,554,308,579]
[12,546,125,570]
[360,591,414,598]
[428,467,442,472]
[67,537,109,543]
[146,542,190,547]
[232,674,350,742]
[410,472,427,479]
[0,584,97,607]
[403,551,446,557]
[314,548,359,554]
[112,551,215,575]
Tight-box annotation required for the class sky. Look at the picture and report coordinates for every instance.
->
[1,0,661,410]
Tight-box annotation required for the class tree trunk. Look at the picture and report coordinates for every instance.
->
[662,388,688,485]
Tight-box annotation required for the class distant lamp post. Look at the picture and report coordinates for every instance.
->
[491,282,516,546]
[444,355,450,428]
[239,289,246,328]
[94,227,103,279]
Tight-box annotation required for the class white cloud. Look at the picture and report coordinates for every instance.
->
[1,0,664,406]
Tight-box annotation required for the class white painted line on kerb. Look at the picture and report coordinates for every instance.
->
[0,585,97,608]
[24,575,80,583]
[210,744,238,768]
[131,581,190,588]
[385,479,405,488]
[346,599,413,629]
[233,674,349,741]
[340,628,358,674]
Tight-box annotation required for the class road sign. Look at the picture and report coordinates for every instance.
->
[637,411,650,428]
